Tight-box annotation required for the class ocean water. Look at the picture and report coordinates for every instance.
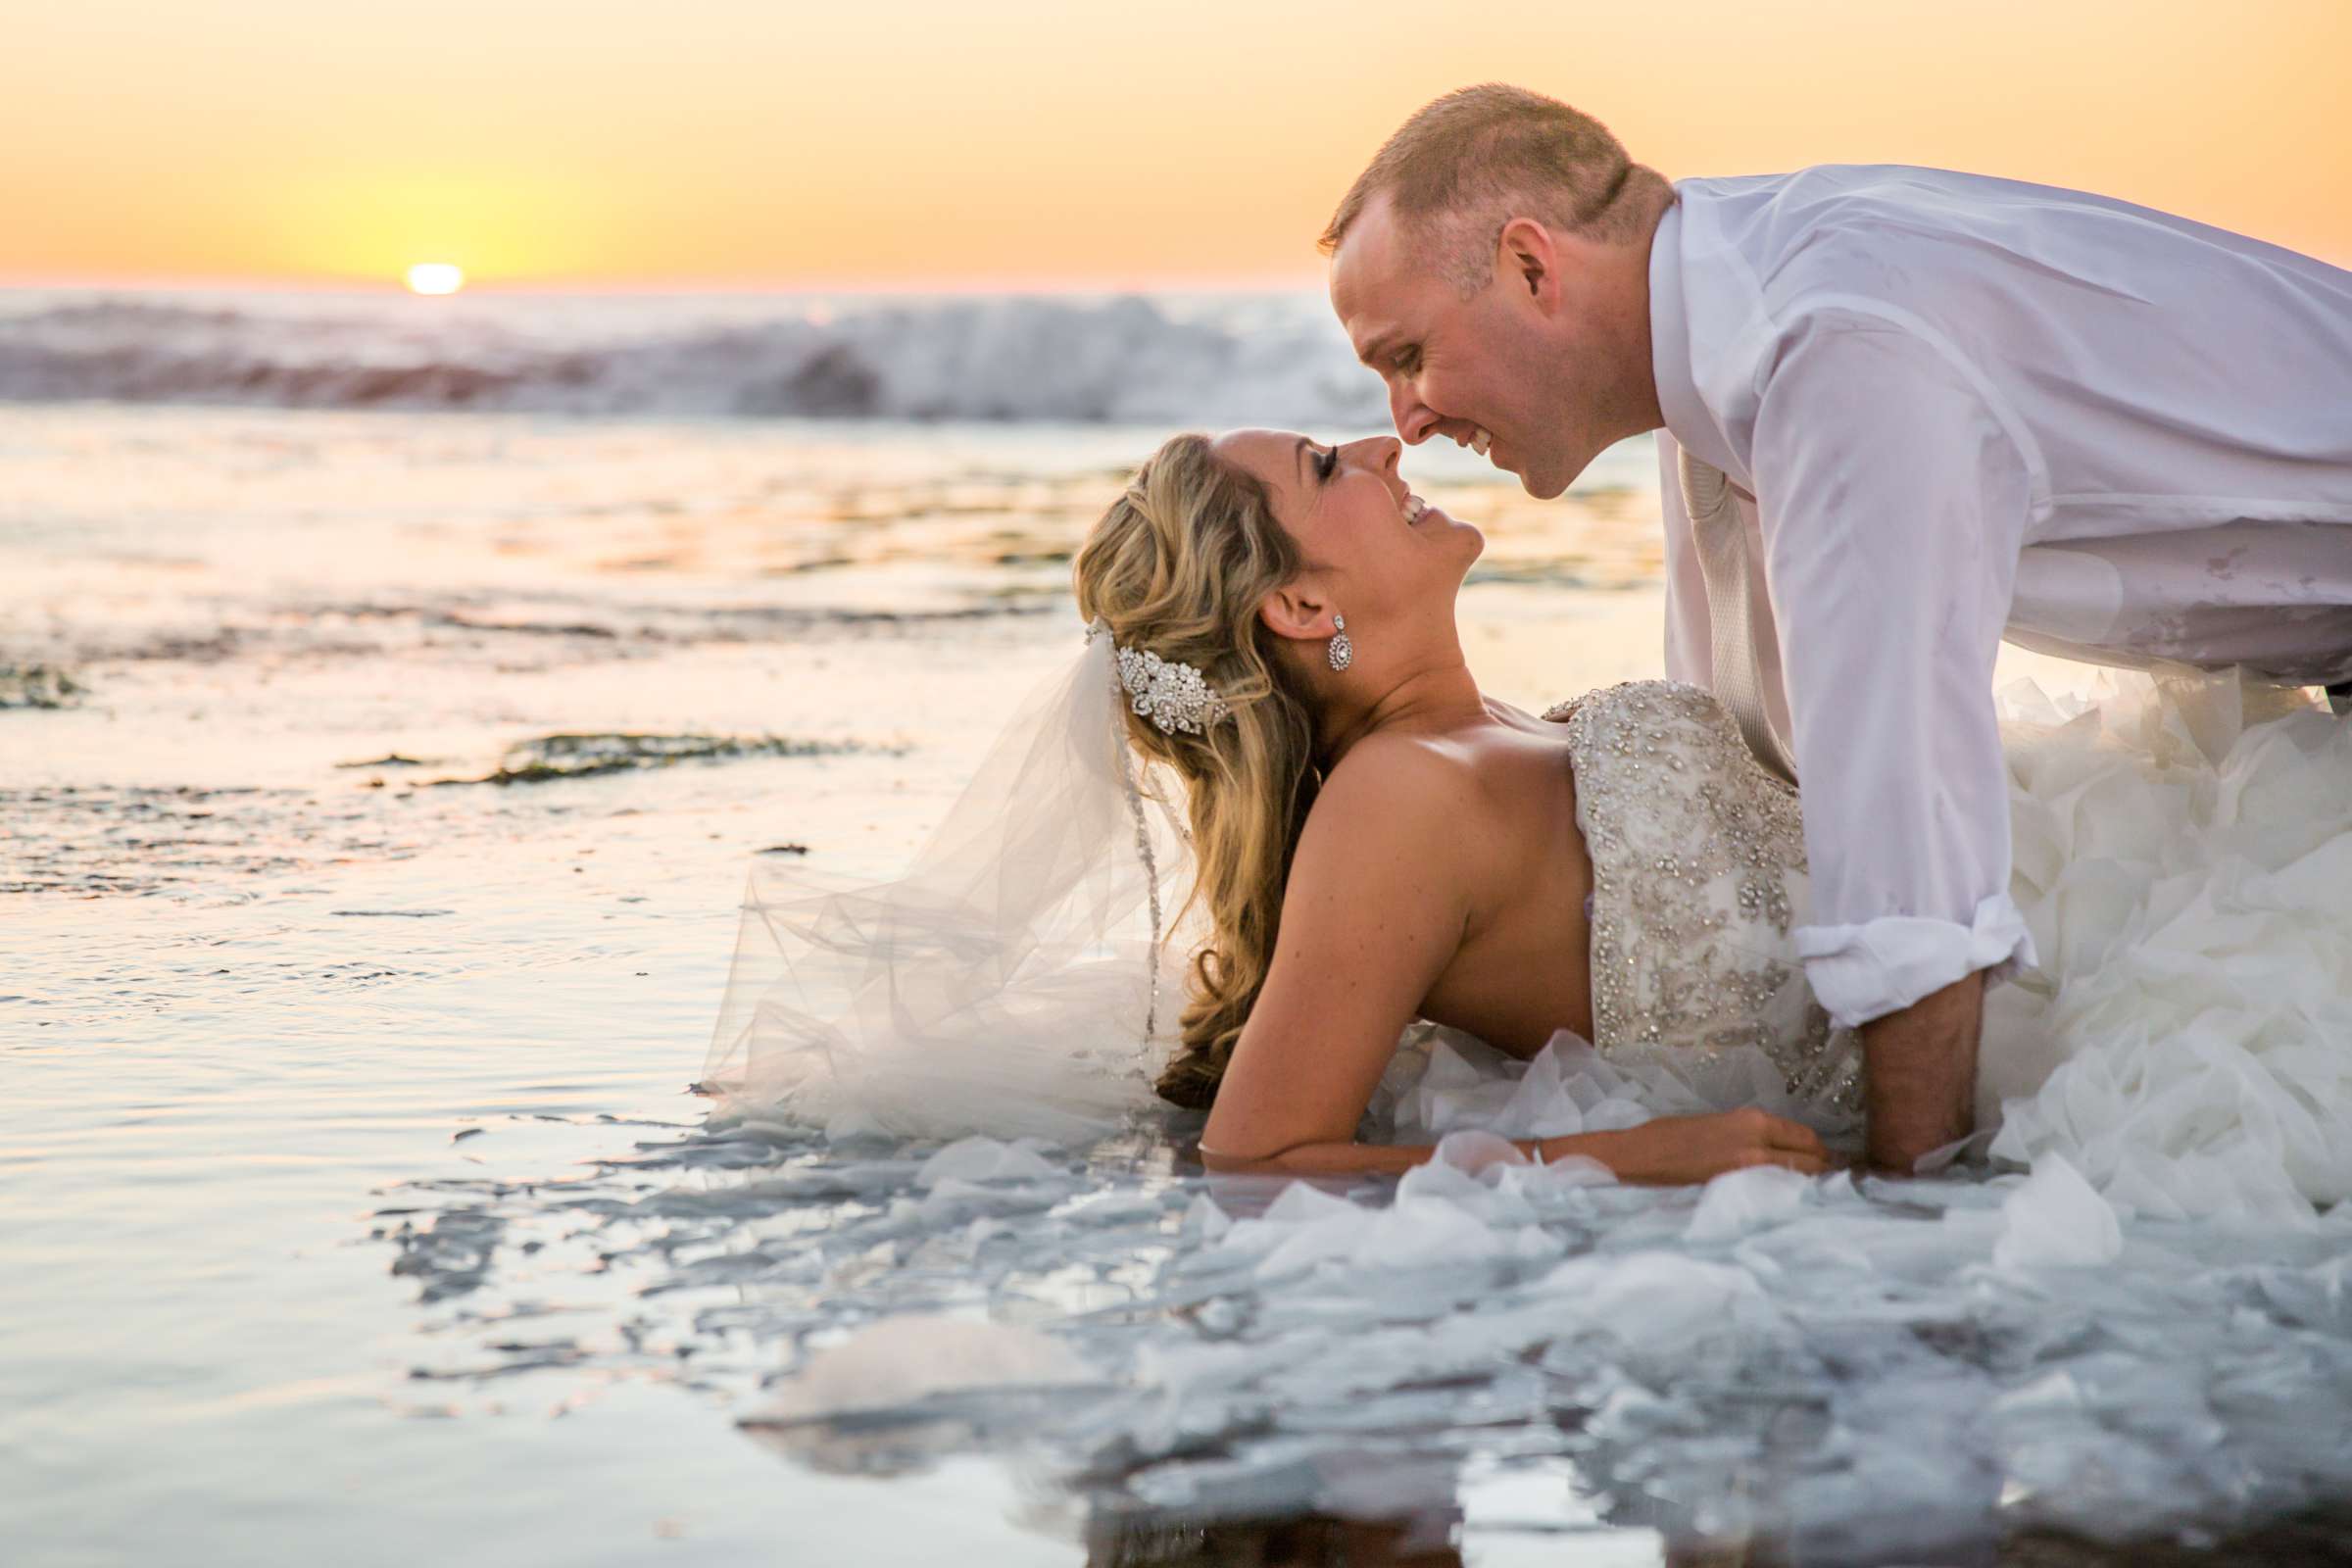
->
[7,290,2351,1567]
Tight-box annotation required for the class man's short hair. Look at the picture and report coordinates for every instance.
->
[1321,83,1672,295]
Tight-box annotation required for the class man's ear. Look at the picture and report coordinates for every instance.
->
[1257,581,1333,644]
[1497,217,1560,308]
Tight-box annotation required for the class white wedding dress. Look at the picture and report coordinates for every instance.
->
[1386,670,2352,1224]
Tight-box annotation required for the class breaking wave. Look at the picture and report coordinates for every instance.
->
[0,289,1391,426]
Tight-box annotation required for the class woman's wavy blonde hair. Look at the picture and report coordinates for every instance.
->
[1072,433,1319,1111]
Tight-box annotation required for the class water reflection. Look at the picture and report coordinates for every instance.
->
[1086,1503,1466,1568]
[1091,1479,2349,1568]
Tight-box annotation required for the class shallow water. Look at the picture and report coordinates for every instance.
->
[7,399,2349,1567]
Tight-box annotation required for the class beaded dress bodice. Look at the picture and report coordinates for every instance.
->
[1542,679,1864,1116]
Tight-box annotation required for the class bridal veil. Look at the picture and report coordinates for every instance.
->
[700,624,1198,1144]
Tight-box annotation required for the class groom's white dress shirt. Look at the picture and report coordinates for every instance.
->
[1646,164,2352,1029]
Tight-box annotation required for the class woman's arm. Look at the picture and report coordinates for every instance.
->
[1201,1113,1834,1183]
[1195,741,1479,1167]
[1195,744,1836,1183]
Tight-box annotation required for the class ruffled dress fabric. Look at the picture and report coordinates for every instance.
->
[1980,670,2352,1222]
[1378,670,2352,1223]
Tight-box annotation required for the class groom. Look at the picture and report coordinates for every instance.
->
[1321,84,2352,1175]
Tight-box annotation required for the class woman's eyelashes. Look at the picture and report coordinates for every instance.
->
[1315,444,1339,482]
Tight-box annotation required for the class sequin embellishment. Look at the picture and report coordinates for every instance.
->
[1545,680,1863,1116]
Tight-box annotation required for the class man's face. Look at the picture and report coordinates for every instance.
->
[1328,190,1622,502]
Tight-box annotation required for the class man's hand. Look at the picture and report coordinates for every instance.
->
[1859,971,1985,1175]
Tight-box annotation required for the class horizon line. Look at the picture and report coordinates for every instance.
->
[0,269,1335,297]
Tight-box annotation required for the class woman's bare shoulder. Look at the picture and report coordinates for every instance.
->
[1318,728,1482,808]
[1298,731,1497,875]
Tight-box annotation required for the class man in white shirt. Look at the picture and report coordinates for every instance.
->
[1321,84,2352,1174]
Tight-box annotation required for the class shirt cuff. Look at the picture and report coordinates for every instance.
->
[1792,892,2038,1029]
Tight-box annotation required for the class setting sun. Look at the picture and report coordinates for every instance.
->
[405,263,465,295]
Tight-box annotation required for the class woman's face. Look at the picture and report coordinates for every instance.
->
[1207,429,1484,642]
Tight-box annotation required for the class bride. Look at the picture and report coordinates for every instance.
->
[705,429,2352,1215]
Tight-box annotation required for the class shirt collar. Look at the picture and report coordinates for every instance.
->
[1645,187,1749,481]
[1646,191,1712,457]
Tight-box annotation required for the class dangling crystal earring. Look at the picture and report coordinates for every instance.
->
[1326,612,1352,672]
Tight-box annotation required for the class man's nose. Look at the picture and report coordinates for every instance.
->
[1390,380,1439,445]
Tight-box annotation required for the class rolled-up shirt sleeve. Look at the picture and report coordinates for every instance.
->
[1751,313,2039,1027]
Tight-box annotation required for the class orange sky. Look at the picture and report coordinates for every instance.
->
[6,0,2347,289]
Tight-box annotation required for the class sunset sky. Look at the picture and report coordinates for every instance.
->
[7,0,2347,290]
